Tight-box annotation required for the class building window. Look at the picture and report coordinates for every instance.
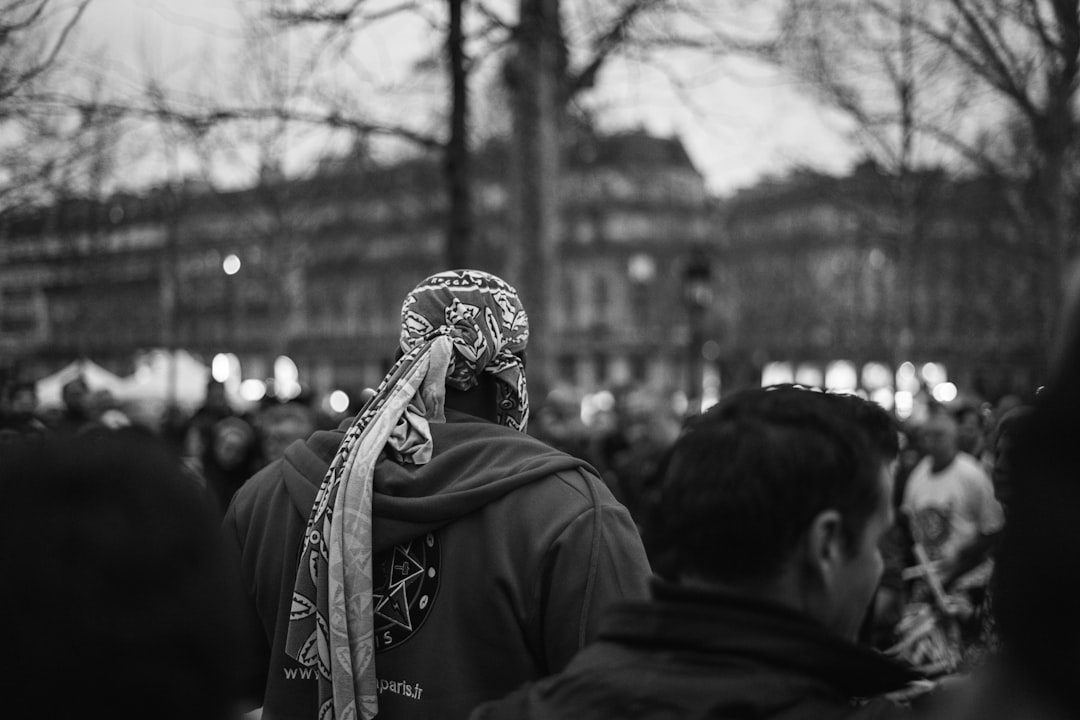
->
[558,355,576,384]
[594,353,609,384]
[563,275,577,327]
[573,219,596,244]
[594,274,609,324]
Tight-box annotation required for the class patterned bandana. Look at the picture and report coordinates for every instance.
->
[285,269,529,720]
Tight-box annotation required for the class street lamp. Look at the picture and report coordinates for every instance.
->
[627,252,657,384]
[222,253,241,347]
[681,247,713,414]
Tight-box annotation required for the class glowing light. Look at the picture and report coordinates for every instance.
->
[825,360,858,393]
[701,366,721,411]
[896,362,919,393]
[212,353,232,382]
[329,390,350,414]
[274,355,301,400]
[871,387,894,410]
[240,378,266,402]
[932,382,958,403]
[795,364,823,388]
[627,253,656,284]
[594,390,615,412]
[921,362,947,386]
[895,391,914,419]
[862,362,892,390]
[223,254,241,275]
[761,362,794,387]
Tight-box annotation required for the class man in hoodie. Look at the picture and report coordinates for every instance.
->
[472,385,924,720]
[222,269,651,720]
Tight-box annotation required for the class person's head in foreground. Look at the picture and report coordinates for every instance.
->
[1,433,248,719]
[648,384,899,639]
[287,269,539,720]
[395,267,530,426]
[470,385,920,720]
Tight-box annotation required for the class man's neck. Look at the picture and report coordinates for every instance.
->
[444,379,499,423]
[931,452,957,473]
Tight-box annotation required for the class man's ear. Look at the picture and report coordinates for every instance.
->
[804,509,845,586]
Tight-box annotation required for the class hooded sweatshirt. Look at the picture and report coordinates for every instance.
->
[223,409,652,720]
[470,580,925,720]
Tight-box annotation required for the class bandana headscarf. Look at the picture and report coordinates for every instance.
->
[285,269,529,720]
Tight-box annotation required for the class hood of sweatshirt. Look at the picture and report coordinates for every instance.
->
[279,409,592,552]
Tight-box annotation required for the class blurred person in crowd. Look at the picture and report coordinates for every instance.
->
[0,431,252,719]
[183,378,235,474]
[223,269,651,720]
[891,404,1003,675]
[48,373,94,435]
[159,401,193,454]
[974,395,1023,476]
[84,387,133,433]
[583,394,630,494]
[0,378,48,438]
[913,263,1080,720]
[606,389,683,528]
[953,402,987,460]
[255,400,318,464]
[528,386,595,467]
[894,425,924,505]
[203,415,264,518]
[472,385,924,720]
[985,404,1034,517]
[951,401,1034,669]
[902,404,1003,594]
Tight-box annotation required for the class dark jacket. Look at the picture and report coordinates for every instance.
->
[471,580,924,720]
[223,409,652,720]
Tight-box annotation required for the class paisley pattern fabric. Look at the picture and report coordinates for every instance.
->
[284,270,530,720]
[401,270,529,431]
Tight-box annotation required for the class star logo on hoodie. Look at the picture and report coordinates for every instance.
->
[373,533,441,650]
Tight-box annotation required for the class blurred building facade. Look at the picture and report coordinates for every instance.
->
[0,134,1044,412]
[717,162,1043,408]
[0,131,714,407]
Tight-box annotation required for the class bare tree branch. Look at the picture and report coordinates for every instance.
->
[0,0,91,102]
[0,0,48,38]
[36,92,446,150]
[869,0,1040,121]
[567,0,667,96]
[271,0,420,26]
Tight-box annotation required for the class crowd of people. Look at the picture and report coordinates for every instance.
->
[1,265,1078,720]
[0,369,332,516]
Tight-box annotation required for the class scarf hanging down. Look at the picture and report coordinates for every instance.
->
[285,270,530,720]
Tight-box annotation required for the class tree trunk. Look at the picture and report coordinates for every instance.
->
[507,0,563,399]
[444,0,472,269]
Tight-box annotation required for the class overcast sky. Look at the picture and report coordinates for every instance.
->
[72,0,860,197]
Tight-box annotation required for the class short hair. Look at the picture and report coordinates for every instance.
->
[642,385,896,583]
[62,374,88,396]
[0,433,248,717]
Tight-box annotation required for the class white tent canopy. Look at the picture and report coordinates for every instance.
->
[35,350,212,417]
[35,359,128,409]
[117,348,211,411]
